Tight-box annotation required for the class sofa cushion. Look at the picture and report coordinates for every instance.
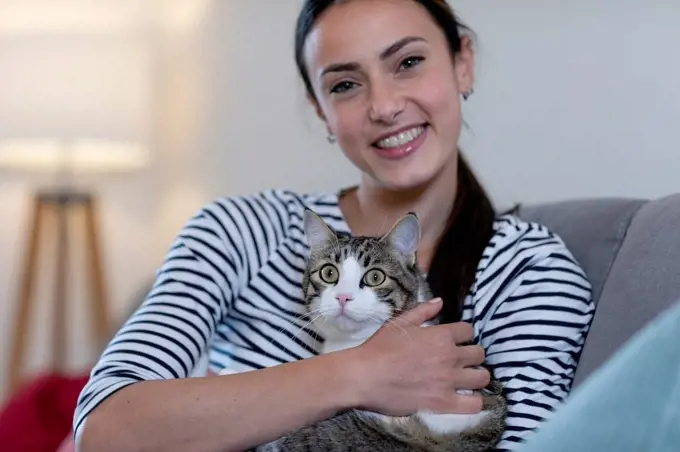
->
[572,193,680,387]
[517,197,645,306]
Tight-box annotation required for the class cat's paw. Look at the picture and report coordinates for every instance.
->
[416,411,490,435]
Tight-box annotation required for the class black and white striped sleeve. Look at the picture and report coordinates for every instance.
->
[72,202,244,439]
[475,224,595,450]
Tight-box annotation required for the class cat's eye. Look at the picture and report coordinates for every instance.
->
[363,269,386,287]
[319,264,339,284]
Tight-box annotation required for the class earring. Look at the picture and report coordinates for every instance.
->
[462,88,474,101]
[327,133,336,144]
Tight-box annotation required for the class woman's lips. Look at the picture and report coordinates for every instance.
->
[372,124,428,160]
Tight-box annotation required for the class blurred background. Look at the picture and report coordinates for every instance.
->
[0,0,678,430]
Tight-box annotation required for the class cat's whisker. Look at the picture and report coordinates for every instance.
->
[275,319,305,338]
[378,215,389,235]
[388,314,423,329]
[384,318,412,339]
[299,308,323,319]
[357,312,411,338]
[317,316,330,334]
[275,309,319,335]
[287,308,332,340]
[289,315,323,340]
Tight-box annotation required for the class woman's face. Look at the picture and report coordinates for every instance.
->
[303,0,474,191]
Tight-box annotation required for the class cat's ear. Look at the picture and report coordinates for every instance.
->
[303,208,336,249]
[381,213,420,264]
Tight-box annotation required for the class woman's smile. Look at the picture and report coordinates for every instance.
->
[371,124,429,160]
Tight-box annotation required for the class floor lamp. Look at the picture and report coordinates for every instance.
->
[0,25,152,394]
[0,140,148,394]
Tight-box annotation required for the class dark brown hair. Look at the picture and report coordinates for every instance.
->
[294,0,496,323]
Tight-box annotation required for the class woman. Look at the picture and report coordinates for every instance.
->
[73,1,594,451]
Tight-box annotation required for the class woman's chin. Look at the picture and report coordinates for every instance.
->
[372,169,438,192]
[367,152,455,193]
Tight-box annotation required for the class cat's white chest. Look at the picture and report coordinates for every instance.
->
[363,409,491,436]
[415,410,491,435]
[321,327,378,354]
[322,338,364,354]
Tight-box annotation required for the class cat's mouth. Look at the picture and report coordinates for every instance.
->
[333,313,377,332]
[330,309,387,330]
[337,311,371,322]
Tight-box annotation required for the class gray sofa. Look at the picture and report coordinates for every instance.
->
[518,193,680,388]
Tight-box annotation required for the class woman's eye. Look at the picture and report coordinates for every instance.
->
[399,56,424,71]
[330,81,357,94]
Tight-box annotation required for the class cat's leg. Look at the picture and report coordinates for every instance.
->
[255,411,416,452]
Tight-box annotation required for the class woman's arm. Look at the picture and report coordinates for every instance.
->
[76,299,487,452]
[474,225,595,451]
[77,347,358,452]
[73,202,243,451]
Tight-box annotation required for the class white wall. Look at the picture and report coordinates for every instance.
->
[455,0,680,206]
[1,0,679,401]
[187,0,680,209]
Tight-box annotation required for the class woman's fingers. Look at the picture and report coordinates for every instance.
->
[446,321,475,345]
[394,298,444,327]
[433,392,484,415]
[454,366,492,391]
[452,392,485,414]
[455,343,486,368]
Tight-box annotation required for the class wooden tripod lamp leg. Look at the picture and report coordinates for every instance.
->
[6,192,112,395]
[8,196,46,393]
[51,200,69,372]
[84,197,111,349]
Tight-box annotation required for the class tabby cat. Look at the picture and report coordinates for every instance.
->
[254,209,508,452]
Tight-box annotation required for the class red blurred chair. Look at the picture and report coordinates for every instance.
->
[0,373,89,452]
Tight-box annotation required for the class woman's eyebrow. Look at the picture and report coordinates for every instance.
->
[320,36,427,78]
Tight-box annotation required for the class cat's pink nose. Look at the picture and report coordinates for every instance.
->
[336,293,353,306]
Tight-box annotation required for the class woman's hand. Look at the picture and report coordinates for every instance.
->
[348,298,490,416]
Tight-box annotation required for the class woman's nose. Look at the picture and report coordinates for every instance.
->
[368,82,405,123]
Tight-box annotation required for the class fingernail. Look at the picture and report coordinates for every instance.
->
[428,297,442,304]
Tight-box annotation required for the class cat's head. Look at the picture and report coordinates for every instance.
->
[301,209,425,339]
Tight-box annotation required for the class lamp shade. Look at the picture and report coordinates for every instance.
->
[0,27,152,173]
[0,138,148,173]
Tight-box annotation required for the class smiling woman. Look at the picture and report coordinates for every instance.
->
[72,1,594,452]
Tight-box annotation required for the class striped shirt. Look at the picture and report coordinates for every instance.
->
[73,189,595,450]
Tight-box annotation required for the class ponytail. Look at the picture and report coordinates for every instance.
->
[427,154,496,323]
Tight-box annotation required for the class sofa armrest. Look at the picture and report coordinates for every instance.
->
[573,193,680,387]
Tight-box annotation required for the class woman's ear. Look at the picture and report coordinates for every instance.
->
[307,92,334,140]
[307,92,326,122]
[455,35,475,95]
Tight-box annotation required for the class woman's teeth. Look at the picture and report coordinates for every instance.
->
[375,126,425,149]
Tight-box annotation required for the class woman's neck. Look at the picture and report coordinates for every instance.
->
[339,156,459,265]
